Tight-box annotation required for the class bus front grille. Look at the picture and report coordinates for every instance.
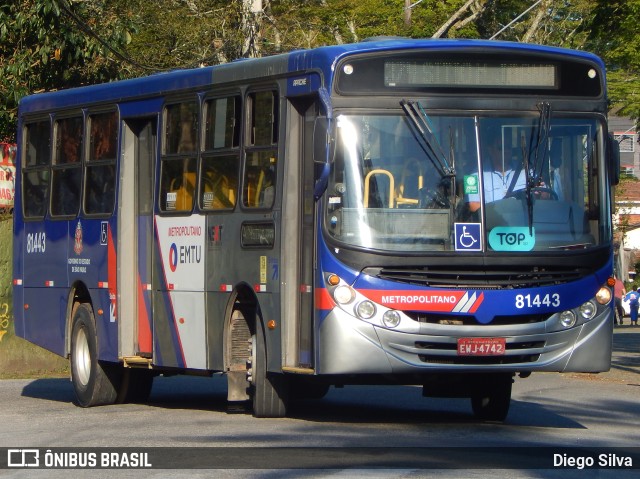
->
[366,265,587,289]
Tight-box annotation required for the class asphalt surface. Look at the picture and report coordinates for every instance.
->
[572,321,640,384]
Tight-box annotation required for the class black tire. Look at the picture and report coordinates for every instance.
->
[70,303,121,407]
[471,374,513,422]
[251,319,289,418]
[116,368,154,404]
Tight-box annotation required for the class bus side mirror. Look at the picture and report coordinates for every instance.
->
[313,117,333,200]
[608,132,620,185]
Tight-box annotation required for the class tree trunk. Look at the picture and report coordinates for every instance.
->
[243,0,263,58]
[432,0,486,38]
[523,0,549,43]
[404,0,412,27]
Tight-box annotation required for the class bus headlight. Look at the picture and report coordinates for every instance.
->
[595,286,611,305]
[356,300,376,319]
[559,310,576,328]
[579,300,597,320]
[382,310,401,328]
[334,285,355,305]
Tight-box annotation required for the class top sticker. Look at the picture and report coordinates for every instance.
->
[489,226,535,251]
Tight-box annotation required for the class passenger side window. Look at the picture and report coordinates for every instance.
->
[160,101,198,212]
[51,116,83,217]
[243,90,278,209]
[84,111,117,215]
[201,96,240,210]
[22,120,51,218]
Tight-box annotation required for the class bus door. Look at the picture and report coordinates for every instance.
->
[118,118,156,359]
[281,94,318,370]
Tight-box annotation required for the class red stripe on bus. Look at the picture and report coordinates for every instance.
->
[315,288,335,311]
[137,275,152,353]
[469,292,484,313]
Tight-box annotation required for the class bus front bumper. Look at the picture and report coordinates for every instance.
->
[317,307,612,375]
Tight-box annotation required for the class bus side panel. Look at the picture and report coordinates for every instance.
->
[23,221,68,288]
[23,288,67,357]
[12,214,25,339]
[205,291,226,372]
[166,291,206,369]
[68,218,120,362]
[153,215,207,370]
[151,287,183,368]
[89,287,120,363]
[20,220,68,354]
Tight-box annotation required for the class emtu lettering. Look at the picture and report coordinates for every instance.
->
[179,245,202,264]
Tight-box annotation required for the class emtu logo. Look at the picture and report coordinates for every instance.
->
[169,243,178,272]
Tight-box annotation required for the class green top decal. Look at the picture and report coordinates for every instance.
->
[488,227,535,251]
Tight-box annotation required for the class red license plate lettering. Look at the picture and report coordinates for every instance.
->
[457,337,506,356]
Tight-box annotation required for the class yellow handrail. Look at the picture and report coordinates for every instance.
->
[364,169,395,208]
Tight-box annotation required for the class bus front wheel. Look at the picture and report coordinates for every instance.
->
[250,320,289,418]
[470,374,513,422]
[70,303,120,407]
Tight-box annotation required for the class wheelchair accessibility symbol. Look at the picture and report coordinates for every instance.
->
[454,223,482,251]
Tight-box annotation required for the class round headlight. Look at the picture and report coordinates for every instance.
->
[334,285,355,305]
[382,310,401,328]
[356,300,376,319]
[559,310,576,328]
[580,300,597,320]
[595,287,612,305]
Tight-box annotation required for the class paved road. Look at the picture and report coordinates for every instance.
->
[0,326,638,478]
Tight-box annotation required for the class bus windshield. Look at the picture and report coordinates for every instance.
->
[325,112,608,253]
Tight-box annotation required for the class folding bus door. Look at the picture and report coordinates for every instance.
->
[118,118,156,360]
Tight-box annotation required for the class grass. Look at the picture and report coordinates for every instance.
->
[0,328,69,379]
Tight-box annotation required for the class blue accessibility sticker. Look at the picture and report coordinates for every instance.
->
[454,223,482,251]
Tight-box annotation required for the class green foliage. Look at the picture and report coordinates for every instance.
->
[0,0,135,141]
[2,0,640,140]
[584,0,640,127]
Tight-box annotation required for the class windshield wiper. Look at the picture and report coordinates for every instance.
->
[531,102,551,186]
[400,99,455,178]
[401,99,458,215]
[504,103,552,234]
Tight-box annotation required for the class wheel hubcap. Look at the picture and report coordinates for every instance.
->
[74,326,91,387]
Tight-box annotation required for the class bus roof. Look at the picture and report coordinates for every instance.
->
[18,38,605,115]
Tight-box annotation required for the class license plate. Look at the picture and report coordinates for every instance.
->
[457,337,506,356]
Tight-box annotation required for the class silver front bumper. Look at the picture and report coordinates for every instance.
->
[317,307,612,375]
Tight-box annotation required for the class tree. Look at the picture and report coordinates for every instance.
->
[476,0,593,48]
[0,0,135,141]
[584,0,640,128]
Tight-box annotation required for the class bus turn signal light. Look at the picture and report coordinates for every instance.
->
[327,274,340,286]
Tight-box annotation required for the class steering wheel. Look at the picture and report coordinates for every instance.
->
[419,185,450,209]
[504,187,558,201]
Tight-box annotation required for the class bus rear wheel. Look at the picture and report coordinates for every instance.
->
[70,303,120,407]
[470,374,513,422]
[249,319,289,418]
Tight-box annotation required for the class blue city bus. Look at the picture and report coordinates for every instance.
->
[13,38,619,420]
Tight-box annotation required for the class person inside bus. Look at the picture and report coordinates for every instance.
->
[549,141,565,201]
[466,134,526,213]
